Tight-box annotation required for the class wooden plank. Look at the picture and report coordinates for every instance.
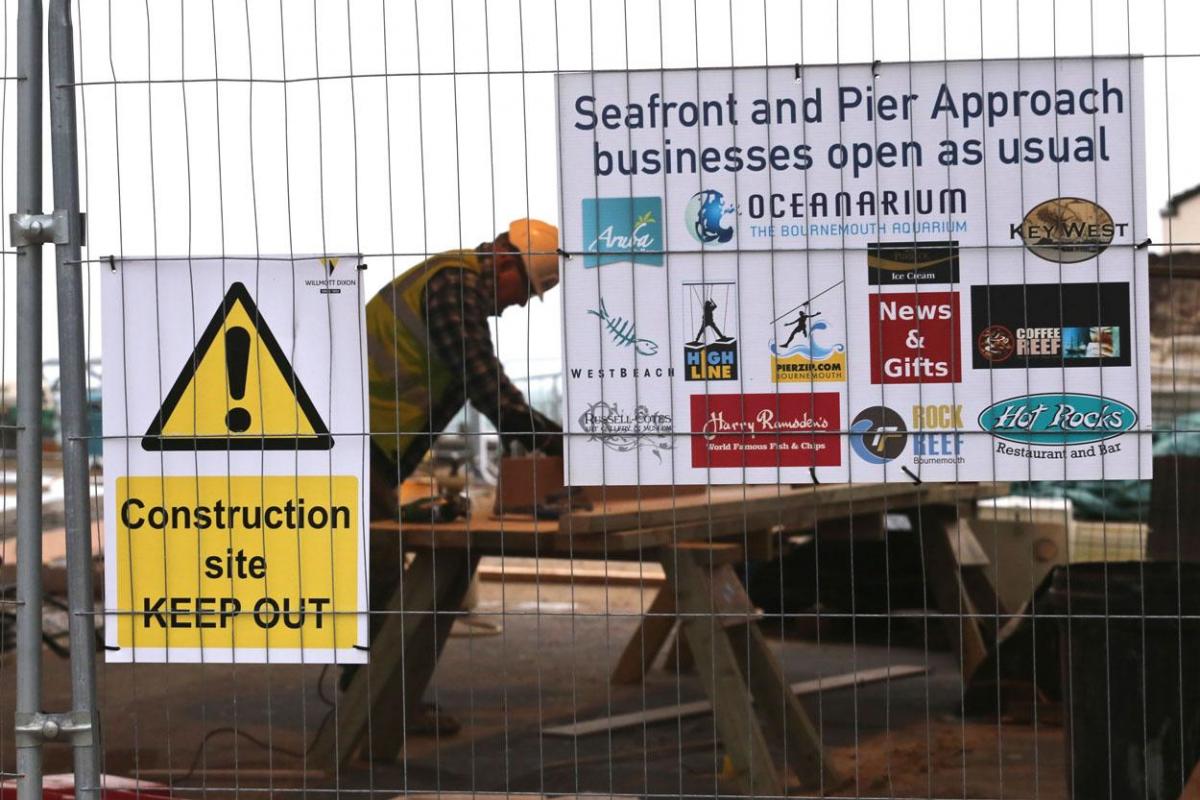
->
[731,622,842,787]
[477,562,666,587]
[310,550,475,768]
[543,664,929,737]
[915,509,990,682]
[562,482,1005,536]
[664,550,783,797]
[610,586,675,685]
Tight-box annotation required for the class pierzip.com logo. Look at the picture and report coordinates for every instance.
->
[582,196,664,267]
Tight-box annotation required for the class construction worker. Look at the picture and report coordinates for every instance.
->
[365,218,564,518]
[347,221,564,715]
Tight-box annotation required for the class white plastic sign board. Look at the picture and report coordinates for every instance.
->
[558,58,1150,484]
[102,257,369,663]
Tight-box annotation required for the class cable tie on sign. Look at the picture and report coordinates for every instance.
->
[872,59,882,78]
[105,254,116,273]
[103,644,120,652]
[353,644,370,652]
[556,248,572,261]
[809,466,820,485]
[793,63,802,82]
[356,262,367,271]
[1136,238,1151,250]
[901,466,922,485]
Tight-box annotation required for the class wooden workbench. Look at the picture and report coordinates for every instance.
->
[314,481,1006,793]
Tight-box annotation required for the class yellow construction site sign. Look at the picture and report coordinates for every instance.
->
[103,258,369,664]
[142,282,332,450]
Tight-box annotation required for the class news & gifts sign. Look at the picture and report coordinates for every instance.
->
[558,58,1150,484]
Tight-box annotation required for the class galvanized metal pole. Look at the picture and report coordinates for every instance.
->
[11,0,45,797]
[47,0,100,795]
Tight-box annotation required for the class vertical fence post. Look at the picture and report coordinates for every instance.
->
[47,0,100,795]
[11,0,44,797]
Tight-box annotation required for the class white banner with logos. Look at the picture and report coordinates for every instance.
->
[558,58,1150,484]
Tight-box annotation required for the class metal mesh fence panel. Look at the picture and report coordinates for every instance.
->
[2,0,1199,798]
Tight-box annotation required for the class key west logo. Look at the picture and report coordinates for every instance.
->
[978,393,1136,445]
[582,196,663,267]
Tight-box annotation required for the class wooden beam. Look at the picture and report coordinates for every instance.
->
[664,550,784,797]
[610,586,676,685]
[543,664,928,737]
[311,550,475,768]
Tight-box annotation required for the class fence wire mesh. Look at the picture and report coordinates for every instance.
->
[0,0,1198,798]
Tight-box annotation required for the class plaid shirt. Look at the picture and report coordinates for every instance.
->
[394,258,558,479]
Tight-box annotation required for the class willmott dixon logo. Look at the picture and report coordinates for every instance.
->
[582,196,663,268]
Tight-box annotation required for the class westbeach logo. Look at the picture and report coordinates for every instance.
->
[1011,197,1126,263]
[582,196,663,267]
[685,189,736,245]
[578,400,673,463]
[979,393,1136,450]
[588,298,659,356]
[768,281,845,383]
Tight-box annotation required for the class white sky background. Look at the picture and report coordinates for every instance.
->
[1,0,1198,394]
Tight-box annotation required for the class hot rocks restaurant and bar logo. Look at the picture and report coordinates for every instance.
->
[971,283,1130,369]
[689,393,840,468]
[582,196,664,267]
[869,291,961,384]
[979,393,1137,460]
[683,281,738,381]
[578,400,674,463]
[867,241,960,286]
[1011,197,1127,263]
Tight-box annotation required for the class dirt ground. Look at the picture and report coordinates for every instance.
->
[1,571,1068,799]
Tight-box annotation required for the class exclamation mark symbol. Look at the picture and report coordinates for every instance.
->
[225,326,252,433]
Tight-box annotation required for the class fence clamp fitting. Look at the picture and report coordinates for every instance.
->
[14,710,93,748]
[9,209,86,247]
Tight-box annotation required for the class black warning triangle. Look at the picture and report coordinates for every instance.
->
[142,282,334,451]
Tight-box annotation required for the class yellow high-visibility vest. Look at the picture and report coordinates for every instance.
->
[365,251,484,464]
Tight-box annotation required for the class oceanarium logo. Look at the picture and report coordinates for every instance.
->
[582,196,664,268]
[685,189,736,244]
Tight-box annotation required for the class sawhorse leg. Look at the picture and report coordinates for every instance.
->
[313,548,476,768]
[661,546,841,794]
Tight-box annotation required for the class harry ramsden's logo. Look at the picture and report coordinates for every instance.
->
[588,299,658,356]
[1011,198,1127,263]
[700,407,831,441]
[578,400,673,462]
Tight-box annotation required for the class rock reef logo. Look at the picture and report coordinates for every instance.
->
[1011,198,1125,263]
[685,189,736,244]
